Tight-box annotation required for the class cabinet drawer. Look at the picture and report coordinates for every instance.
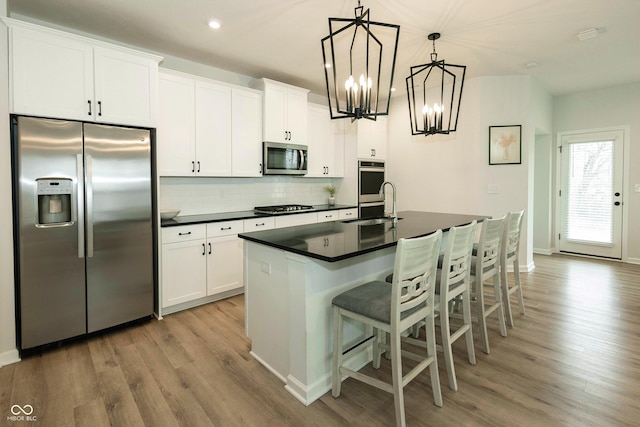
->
[317,211,339,223]
[207,220,244,238]
[243,217,275,232]
[339,208,358,220]
[162,224,206,244]
[275,212,318,228]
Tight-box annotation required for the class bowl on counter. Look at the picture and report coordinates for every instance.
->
[160,209,180,220]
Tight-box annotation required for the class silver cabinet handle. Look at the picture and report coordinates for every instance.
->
[178,231,191,236]
[97,101,102,117]
[197,161,201,173]
[221,226,232,231]
[202,243,206,256]
[87,100,92,116]
[256,223,265,227]
[76,154,85,258]
[86,154,94,258]
[192,161,195,173]
[208,242,212,254]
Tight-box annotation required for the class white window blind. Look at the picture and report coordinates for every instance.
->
[565,140,614,245]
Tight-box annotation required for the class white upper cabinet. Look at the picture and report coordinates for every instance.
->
[195,80,232,176]
[253,78,308,145]
[157,72,196,176]
[5,18,161,127]
[157,70,233,177]
[231,88,263,177]
[357,116,388,160]
[307,104,344,178]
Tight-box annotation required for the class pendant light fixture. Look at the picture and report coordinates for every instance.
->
[406,33,466,136]
[321,1,400,121]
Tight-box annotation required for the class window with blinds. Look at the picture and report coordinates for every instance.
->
[565,140,614,245]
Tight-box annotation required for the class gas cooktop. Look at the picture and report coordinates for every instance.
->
[254,204,314,215]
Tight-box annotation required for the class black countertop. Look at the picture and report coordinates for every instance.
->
[160,204,357,227]
[238,211,488,263]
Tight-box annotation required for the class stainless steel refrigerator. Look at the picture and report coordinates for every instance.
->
[11,115,154,351]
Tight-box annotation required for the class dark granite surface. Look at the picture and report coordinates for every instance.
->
[238,211,488,263]
[160,204,357,227]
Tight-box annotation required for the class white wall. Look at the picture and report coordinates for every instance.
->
[0,0,20,366]
[554,82,640,263]
[387,75,551,270]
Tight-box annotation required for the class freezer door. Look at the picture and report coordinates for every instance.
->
[83,123,153,332]
[13,116,86,349]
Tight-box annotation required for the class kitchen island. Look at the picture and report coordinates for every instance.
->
[239,211,487,405]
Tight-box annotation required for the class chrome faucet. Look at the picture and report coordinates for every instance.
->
[378,181,398,225]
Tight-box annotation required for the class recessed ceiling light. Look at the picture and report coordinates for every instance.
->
[576,28,598,41]
[390,87,396,92]
[208,20,221,29]
[325,63,331,68]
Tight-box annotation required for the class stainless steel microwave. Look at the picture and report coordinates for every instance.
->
[263,141,308,175]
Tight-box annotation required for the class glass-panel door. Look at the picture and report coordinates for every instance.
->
[559,129,624,259]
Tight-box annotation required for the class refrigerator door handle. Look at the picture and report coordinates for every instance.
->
[76,154,85,258]
[86,154,94,258]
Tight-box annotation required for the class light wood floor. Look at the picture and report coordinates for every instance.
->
[2,254,640,426]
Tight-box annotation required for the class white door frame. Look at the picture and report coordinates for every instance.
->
[555,126,630,261]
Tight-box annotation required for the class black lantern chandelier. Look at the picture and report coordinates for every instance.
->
[321,1,400,121]
[406,33,466,136]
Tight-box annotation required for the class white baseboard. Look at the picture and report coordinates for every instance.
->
[0,348,20,367]
[625,257,640,265]
[533,247,553,255]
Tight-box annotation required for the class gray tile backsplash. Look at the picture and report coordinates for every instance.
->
[159,177,336,215]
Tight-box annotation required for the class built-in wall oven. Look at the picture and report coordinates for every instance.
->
[358,160,385,218]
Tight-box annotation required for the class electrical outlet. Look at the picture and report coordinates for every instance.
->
[261,261,271,275]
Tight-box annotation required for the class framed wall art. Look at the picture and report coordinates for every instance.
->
[489,125,521,165]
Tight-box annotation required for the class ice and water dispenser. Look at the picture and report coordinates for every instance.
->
[36,178,73,226]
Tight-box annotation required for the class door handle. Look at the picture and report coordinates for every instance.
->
[202,243,206,256]
[97,101,102,117]
[197,161,201,173]
[87,100,92,116]
[178,231,192,236]
[85,154,94,258]
[76,154,85,258]
[208,242,212,254]
[192,161,195,173]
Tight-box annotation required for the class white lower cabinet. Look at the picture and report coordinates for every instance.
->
[161,221,244,311]
[206,221,244,295]
[161,225,207,308]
